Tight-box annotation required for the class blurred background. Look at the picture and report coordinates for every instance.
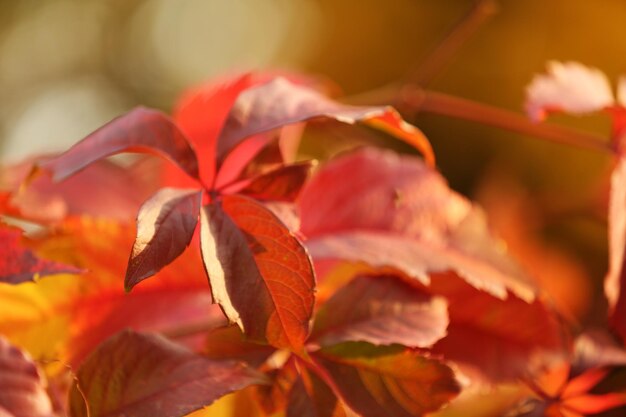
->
[1,0,625,324]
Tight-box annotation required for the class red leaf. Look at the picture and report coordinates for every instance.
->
[125,188,202,290]
[312,343,460,417]
[69,330,266,417]
[174,74,253,185]
[607,157,626,340]
[235,160,316,201]
[216,77,434,168]
[430,273,564,382]
[286,370,346,417]
[0,217,218,367]
[3,157,160,224]
[311,274,448,348]
[299,147,535,302]
[199,195,315,350]
[204,326,276,368]
[525,61,615,121]
[0,336,53,417]
[0,223,81,284]
[39,107,200,182]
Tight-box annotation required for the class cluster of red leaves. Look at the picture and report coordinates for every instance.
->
[1,64,626,417]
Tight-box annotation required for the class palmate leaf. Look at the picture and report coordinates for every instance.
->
[38,107,200,182]
[125,188,203,290]
[216,77,435,168]
[299,147,536,302]
[0,222,81,284]
[312,343,460,417]
[0,336,53,417]
[311,274,448,349]
[200,195,315,350]
[69,330,267,417]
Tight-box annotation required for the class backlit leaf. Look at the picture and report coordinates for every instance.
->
[217,77,434,168]
[525,61,615,121]
[299,147,535,302]
[236,160,315,201]
[125,188,203,290]
[200,195,315,350]
[69,330,266,417]
[39,107,200,182]
[313,343,460,417]
[312,274,448,348]
[0,336,53,417]
[286,370,346,417]
[0,217,217,368]
[430,273,564,382]
[0,223,81,284]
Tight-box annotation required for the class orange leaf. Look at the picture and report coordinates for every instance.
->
[199,195,315,350]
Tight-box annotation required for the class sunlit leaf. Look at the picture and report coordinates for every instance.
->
[0,336,53,417]
[125,188,203,290]
[0,223,81,284]
[312,274,448,348]
[200,195,315,350]
[0,217,217,368]
[39,107,200,182]
[299,147,535,302]
[236,160,315,201]
[525,61,615,121]
[69,330,266,417]
[217,77,434,168]
[313,343,460,417]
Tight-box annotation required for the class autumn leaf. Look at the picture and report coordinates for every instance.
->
[312,343,460,417]
[69,330,267,417]
[0,217,218,368]
[430,272,565,382]
[125,188,203,290]
[38,107,200,182]
[236,160,315,202]
[311,274,448,349]
[0,222,81,284]
[299,147,535,302]
[1,157,160,224]
[200,195,315,350]
[0,336,53,417]
[286,369,346,417]
[216,77,434,168]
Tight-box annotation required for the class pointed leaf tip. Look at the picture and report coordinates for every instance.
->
[124,188,202,290]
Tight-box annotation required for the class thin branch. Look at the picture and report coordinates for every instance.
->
[397,86,612,154]
[407,0,499,86]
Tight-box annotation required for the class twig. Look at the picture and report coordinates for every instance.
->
[397,87,612,153]
[408,0,499,86]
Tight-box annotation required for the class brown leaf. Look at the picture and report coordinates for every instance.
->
[313,343,460,417]
[0,336,53,417]
[125,188,203,290]
[311,274,448,348]
[0,222,81,284]
[69,330,266,417]
[200,195,315,350]
[299,147,535,302]
[39,107,199,182]
[286,370,346,417]
[216,77,434,168]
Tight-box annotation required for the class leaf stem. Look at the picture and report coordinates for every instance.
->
[159,317,227,340]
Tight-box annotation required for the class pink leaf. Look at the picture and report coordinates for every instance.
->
[200,195,315,350]
[299,147,535,302]
[69,330,266,417]
[217,77,434,168]
[312,274,448,348]
[39,107,200,182]
[525,61,615,122]
[0,336,53,417]
[0,223,81,284]
[125,188,203,290]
